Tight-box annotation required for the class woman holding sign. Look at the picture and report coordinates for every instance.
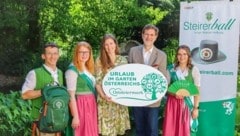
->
[95,34,130,136]
[162,45,201,136]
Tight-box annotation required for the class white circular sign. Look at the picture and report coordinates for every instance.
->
[102,64,168,106]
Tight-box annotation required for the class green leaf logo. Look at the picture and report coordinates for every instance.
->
[206,12,213,21]
[141,73,167,100]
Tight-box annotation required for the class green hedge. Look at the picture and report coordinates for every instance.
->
[0,91,32,136]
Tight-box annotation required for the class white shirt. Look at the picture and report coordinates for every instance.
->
[142,46,153,65]
[21,64,59,94]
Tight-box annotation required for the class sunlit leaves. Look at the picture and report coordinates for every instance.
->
[145,6,168,24]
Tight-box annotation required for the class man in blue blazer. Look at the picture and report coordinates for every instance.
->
[128,24,169,136]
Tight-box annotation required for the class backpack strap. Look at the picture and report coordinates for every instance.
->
[31,121,38,136]
[41,65,63,85]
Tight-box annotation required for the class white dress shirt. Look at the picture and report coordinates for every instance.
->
[142,46,153,65]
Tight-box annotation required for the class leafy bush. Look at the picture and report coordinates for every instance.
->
[0,91,32,136]
[162,37,179,65]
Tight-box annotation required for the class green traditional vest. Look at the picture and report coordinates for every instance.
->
[185,69,194,83]
[31,66,63,120]
[68,66,92,94]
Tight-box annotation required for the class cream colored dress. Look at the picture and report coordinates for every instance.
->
[95,55,131,136]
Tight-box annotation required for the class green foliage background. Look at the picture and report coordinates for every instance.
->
[0,0,170,76]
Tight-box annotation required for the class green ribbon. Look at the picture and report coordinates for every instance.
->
[79,73,97,98]
[184,97,198,133]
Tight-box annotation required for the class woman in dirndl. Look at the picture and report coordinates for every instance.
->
[163,45,201,136]
[65,41,98,136]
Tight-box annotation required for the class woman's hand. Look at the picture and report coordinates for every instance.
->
[192,108,199,119]
[101,94,112,102]
[96,84,112,102]
[175,94,184,99]
[71,116,80,129]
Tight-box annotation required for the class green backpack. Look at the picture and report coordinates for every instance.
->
[38,84,70,133]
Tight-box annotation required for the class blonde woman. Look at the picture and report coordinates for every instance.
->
[65,41,98,136]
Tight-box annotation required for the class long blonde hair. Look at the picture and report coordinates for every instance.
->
[73,41,94,74]
[99,34,120,74]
